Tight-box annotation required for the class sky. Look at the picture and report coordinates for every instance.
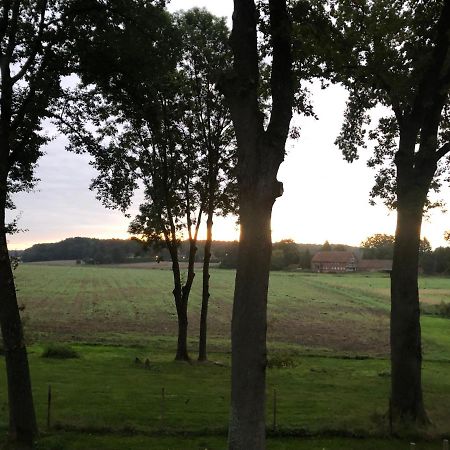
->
[6,0,450,250]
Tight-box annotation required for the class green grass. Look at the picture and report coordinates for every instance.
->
[34,433,448,450]
[3,265,450,448]
[15,265,450,358]
[2,343,450,435]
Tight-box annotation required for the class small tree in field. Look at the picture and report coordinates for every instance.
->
[175,9,236,362]
[62,4,235,361]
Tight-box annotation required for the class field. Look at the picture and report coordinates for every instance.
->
[2,264,450,449]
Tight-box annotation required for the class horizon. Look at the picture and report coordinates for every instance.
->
[8,233,439,252]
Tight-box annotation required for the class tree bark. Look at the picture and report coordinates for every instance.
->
[175,296,189,361]
[0,201,37,446]
[198,209,213,362]
[390,197,428,423]
[389,127,437,423]
[226,1,293,448]
[167,244,190,362]
[228,190,275,450]
[0,53,38,443]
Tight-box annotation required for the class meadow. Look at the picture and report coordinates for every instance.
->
[1,263,450,449]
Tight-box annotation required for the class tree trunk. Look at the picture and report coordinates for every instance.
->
[175,298,189,361]
[226,1,293,447]
[390,195,428,423]
[0,214,37,447]
[228,189,275,450]
[198,210,213,362]
[167,244,190,362]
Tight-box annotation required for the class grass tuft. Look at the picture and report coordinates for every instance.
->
[267,353,296,369]
[41,344,80,359]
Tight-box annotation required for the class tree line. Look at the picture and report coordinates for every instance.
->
[1,0,450,448]
[17,236,360,270]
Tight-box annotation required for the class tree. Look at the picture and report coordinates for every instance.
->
[361,234,395,259]
[0,1,82,444]
[271,239,300,270]
[318,0,450,422]
[223,0,294,447]
[62,4,234,361]
[298,248,311,269]
[174,9,236,362]
[321,240,332,251]
[62,0,194,360]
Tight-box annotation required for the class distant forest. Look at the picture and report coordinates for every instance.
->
[12,237,357,269]
[12,236,450,275]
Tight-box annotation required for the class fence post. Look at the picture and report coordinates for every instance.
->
[47,384,52,430]
[388,397,393,435]
[443,439,449,450]
[160,387,165,428]
[272,388,277,431]
[410,443,415,449]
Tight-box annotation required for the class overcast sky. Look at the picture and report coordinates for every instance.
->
[6,0,450,250]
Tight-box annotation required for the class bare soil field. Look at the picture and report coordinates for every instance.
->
[15,264,450,357]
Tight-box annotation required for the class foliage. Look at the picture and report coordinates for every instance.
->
[421,247,450,275]
[41,344,79,359]
[291,0,450,209]
[361,234,396,260]
[271,240,301,270]
[21,237,146,264]
[0,1,94,215]
[362,234,432,260]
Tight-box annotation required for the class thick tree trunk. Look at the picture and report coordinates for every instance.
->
[0,214,37,447]
[226,1,292,447]
[198,211,213,362]
[390,196,428,423]
[228,190,275,450]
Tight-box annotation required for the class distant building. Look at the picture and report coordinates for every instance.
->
[311,251,357,273]
[357,259,392,272]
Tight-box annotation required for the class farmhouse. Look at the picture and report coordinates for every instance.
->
[357,259,392,272]
[311,251,357,273]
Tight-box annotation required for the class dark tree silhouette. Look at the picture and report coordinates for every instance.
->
[0,0,88,444]
[308,0,450,423]
[223,0,294,448]
[61,4,235,361]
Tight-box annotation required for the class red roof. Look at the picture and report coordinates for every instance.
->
[311,251,356,263]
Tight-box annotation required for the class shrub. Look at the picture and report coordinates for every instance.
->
[41,344,79,359]
[436,301,450,318]
[267,353,296,369]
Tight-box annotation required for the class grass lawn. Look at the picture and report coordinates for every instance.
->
[34,433,448,450]
[0,265,449,448]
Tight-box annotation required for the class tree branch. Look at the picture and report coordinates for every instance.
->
[227,0,261,143]
[411,0,450,122]
[0,0,12,50]
[11,0,48,85]
[265,0,293,150]
[5,0,20,60]
[435,141,450,161]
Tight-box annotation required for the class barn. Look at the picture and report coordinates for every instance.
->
[311,251,357,273]
[357,259,392,272]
